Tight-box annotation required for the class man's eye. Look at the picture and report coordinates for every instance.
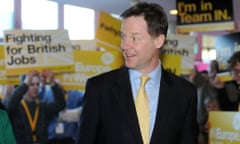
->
[131,36,138,41]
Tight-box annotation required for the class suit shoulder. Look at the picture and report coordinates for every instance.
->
[165,71,196,89]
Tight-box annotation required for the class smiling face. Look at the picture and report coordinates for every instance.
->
[120,16,165,74]
[26,76,40,100]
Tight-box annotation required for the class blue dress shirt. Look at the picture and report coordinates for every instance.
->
[129,64,161,138]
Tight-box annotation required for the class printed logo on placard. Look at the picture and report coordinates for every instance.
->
[233,113,240,130]
[101,52,114,65]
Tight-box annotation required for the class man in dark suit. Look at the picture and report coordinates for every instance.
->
[77,2,198,144]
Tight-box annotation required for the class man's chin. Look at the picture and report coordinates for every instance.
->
[125,63,136,69]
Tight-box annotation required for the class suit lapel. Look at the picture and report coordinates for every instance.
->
[112,67,142,143]
[112,67,174,143]
[150,69,173,143]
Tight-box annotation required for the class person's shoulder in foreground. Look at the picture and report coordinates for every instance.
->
[0,109,16,144]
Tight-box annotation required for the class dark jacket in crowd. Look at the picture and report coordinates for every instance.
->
[217,80,240,111]
[7,83,66,144]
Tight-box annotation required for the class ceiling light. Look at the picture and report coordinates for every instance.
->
[169,9,178,15]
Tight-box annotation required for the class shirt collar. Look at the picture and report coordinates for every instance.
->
[129,64,161,86]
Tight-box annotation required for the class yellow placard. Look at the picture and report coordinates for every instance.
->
[71,39,98,51]
[55,50,124,91]
[217,72,233,82]
[0,85,2,99]
[0,45,20,85]
[160,54,181,76]
[209,111,240,143]
[0,45,5,70]
[178,22,235,33]
[96,11,122,52]
[3,29,75,76]
[177,0,234,33]
[162,34,195,75]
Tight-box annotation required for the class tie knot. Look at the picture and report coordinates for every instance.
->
[140,76,150,87]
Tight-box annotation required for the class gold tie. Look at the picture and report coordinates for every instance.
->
[136,76,150,144]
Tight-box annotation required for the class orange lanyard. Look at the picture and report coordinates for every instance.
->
[21,99,40,143]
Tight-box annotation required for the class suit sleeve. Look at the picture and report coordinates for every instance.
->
[76,78,100,144]
[7,84,28,115]
[44,84,66,116]
[181,85,198,144]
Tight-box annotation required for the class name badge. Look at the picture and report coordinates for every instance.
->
[55,122,64,134]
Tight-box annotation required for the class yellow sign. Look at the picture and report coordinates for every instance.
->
[0,45,20,85]
[96,11,122,51]
[3,29,75,76]
[209,111,240,143]
[162,34,195,75]
[217,72,233,82]
[177,22,235,33]
[160,55,181,76]
[55,50,124,91]
[177,0,234,32]
[0,86,2,99]
[0,45,5,71]
[71,39,98,51]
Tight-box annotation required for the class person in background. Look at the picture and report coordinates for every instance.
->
[47,90,83,144]
[0,100,5,110]
[58,91,83,123]
[77,2,198,144]
[189,67,218,144]
[209,60,220,83]
[212,51,240,111]
[7,69,65,144]
[0,109,16,144]
[201,97,220,144]
[200,70,210,80]
[37,69,83,144]
[1,84,15,109]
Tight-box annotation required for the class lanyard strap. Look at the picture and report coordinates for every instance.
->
[21,99,40,142]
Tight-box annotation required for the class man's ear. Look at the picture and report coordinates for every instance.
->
[154,34,165,49]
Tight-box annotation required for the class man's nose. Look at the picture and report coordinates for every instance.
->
[121,39,131,51]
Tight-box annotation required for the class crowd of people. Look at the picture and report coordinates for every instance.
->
[1,54,238,144]
[189,52,240,144]
[0,2,239,144]
[0,69,83,144]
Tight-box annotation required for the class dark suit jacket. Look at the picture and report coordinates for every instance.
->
[77,66,198,144]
